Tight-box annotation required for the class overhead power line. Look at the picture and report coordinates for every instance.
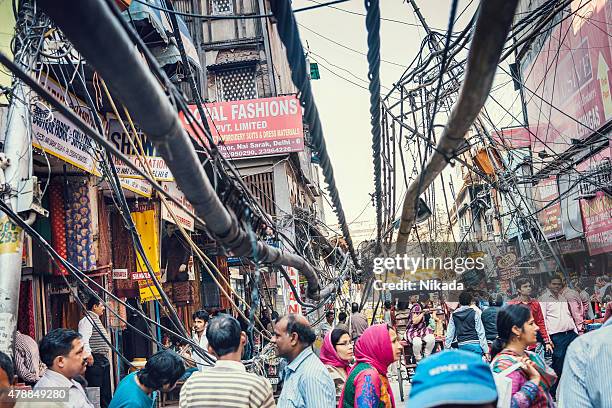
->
[129,0,350,20]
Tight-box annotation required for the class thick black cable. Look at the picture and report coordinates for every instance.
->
[364,0,382,254]
[269,0,359,267]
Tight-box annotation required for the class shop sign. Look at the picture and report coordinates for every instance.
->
[160,182,195,232]
[0,217,22,255]
[496,247,521,280]
[580,190,612,255]
[112,268,128,280]
[180,95,305,159]
[138,280,161,303]
[534,176,563,239]
[283,267,302,315]
[492,127,531,149]
[119,178,153,197]
[137,269,163,303]
[31,78,100,175]
[557,239,586,254]
[521,0,612,165]
[106,115,173,181]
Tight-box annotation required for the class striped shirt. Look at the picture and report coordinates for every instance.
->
[277,347,336,408]
[14,331,43,383]
[558,318,612,408]
[78,312,110,354]
[179,360,274,408]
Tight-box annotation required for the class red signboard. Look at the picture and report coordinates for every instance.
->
[534,176,563,238]
[580,190,612,255]
[180,96,304,159]
[520,0,612,166]
[492,127,532,149]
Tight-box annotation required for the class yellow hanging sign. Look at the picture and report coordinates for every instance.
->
[0,217,22,255]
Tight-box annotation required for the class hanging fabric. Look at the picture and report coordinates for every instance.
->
[65,180,97,272]
[18,280,35,338]
[49,182,68,275]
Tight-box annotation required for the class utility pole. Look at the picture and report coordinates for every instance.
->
[0,0,38,358]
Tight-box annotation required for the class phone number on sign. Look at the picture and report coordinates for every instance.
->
[2,388,69,402]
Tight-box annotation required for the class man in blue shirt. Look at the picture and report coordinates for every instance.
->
[273,314,335,408]
[109,350,185,408]
[558,315,612,407]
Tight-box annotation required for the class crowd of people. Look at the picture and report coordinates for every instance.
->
[0,273,609,408]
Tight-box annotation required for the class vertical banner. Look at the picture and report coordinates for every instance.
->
[283,267,302,315]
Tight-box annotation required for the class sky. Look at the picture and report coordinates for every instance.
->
[291,0,523,243]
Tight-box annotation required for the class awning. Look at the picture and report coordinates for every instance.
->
[151,16,201,73]
[122,0,172,46]
[123,0,201,75]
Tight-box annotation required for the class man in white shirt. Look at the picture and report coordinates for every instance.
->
[191,310,212,370]
[318,310,335,339]
[539,274,580,396]
[78,297,112,408]
[35,328,94,408]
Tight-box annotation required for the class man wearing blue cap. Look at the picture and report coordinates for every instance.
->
[407,349,498,408]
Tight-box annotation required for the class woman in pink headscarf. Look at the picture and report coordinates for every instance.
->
[320,328,354,404]
[338,324,403,408]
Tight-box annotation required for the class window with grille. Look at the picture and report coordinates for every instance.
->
[217,67,258,101]
[243,172,276,217]
[211,0,233,15]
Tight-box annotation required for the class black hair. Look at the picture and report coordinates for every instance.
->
[286,314,316,345]
[206,314,242,357]
[330,328,350,349]
[338,311,347,323]
[39,328,82,368]
[384,300,391,309]
[137,350,185,390]
[490,304,532,359]
[192,309,209,322]
[0,351,14,381]
[326,310,335,317]
[351,302,359,313]
[515,277,531,291]
[458,290,473,306]
[490,293,504,307]
[86,296,102,311]
[546,273,564,285]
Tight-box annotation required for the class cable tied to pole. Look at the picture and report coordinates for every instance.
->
[365,0,382,254]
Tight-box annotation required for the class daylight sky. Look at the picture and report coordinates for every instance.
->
[293,0,522,241]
